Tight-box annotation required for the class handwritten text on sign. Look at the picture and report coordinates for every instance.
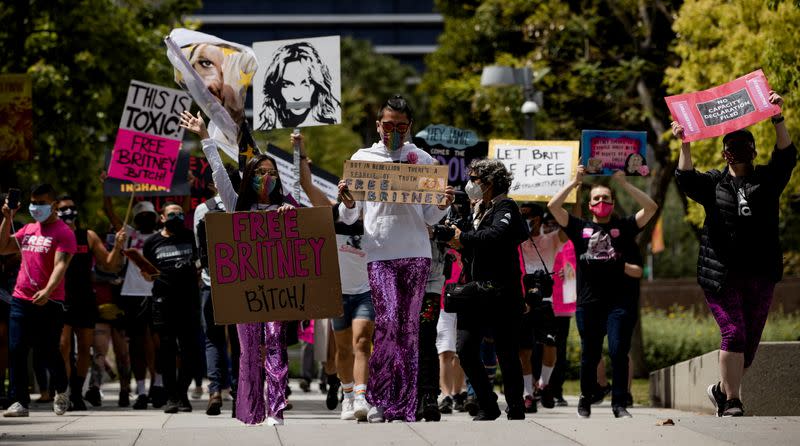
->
[665,69,780,143]
[108,80,192,187]
[489,140,579,203]
[206,207,342,323]
[342,160,449,206]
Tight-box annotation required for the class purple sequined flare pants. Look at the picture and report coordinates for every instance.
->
[236,321,288,424]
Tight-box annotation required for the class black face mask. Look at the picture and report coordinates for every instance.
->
[57,206,78,224]
[164,216,184,233]
[134,214,157,233]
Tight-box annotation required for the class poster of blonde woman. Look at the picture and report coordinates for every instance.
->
[165,28,259,163]
[0,74,33,161]
[253,36,341,131]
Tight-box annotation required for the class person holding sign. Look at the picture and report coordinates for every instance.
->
[338,95,454,423]
[180,110,296,426]
[671,91,795,417]
[548,166,657,419]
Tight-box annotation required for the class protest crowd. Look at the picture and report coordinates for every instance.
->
[0,29,796,428]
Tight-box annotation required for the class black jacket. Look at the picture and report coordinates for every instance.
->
[675,143,797,293]
[459,196,528,296]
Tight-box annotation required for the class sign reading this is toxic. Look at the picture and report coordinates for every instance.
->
[489,140,579,203]
[206,207,342,323]
[107,80,192,187]
[342,160,449,206]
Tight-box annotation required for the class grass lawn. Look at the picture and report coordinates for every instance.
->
[561,379,650,406]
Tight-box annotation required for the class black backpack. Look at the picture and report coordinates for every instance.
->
[196,198,224,269]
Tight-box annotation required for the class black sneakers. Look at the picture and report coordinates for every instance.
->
[133,394,149,410]
[577,395,591,418]
[591,383,611,405]
[163,400,180,414]
[452,392,467,412]
[84,386,102,407]
[464,394,479,416]
[539,386,555,409]
[118,391,130,408]
[472,405,501,421]
[325,374,340,410]
[438,395,454,414]
[416,394,441,422]
[178,396,192,412]
[612,405,632,418]
[706,382,727,417]
[722,398,744,417]
[149,386,167,409]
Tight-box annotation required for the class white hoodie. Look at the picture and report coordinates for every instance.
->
[338,141,449,263]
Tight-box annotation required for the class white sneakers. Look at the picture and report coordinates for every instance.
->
[266,416,284,426]
[340,398,356,420]
[53,393,69,416]
[3,402,29,417]
[353,398,371,422]
[366,405,385,423]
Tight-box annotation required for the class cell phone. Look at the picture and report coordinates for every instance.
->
[6,188,21,210]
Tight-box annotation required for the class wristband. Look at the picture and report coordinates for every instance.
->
[771,115,785,125]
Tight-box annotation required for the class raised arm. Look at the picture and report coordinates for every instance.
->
[291,133,335,207]
[770,92,791,150]
[672,121,694,171]
[0,201,19,255]
[611,171,658,229]
[548,165,584,228]
[90,229,126,273]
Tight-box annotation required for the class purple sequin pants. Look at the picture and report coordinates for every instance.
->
[704,273,775,368]
[367,257,431,421]
[235,321,288,424]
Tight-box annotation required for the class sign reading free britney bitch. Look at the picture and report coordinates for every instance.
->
[107,80,192,187]
[665,69,781,143]
[206,207,342,324]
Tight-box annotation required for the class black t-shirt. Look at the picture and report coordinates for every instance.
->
[143,229,198,297]
[561,214,642,306]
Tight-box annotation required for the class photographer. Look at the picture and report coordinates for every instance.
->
[448,159,528,421]
[548,167,657,419]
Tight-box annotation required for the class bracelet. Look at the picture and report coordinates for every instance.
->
[771,115,785,125]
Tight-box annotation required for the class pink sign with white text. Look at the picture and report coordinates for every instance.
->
[665,69,780,143]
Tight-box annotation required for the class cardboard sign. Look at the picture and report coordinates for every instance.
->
[488,140,579,203]
[413,124,488,192]
[665,69,781,143]
[0,74,33,161]
[581,130,649,176]
[206,207,342,323]
[107,80,191,187]
[342,160,449,206]
[267,143,339,206]
[253,36,342,131]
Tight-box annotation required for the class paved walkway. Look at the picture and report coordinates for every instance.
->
[1,381,798,445]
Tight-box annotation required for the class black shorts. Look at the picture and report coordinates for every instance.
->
[520,300,557,349]
[64,302,98,329]
[119,295,152,334]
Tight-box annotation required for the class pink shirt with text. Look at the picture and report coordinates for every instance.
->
[12,220,77,302]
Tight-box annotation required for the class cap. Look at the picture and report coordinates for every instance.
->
[722,130,755,149]
[132,201,156,216]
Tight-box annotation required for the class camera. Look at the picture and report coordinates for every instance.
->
[523,269,554,305]
[432,224,456,242]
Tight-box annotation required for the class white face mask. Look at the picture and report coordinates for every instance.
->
[465,180,483,201]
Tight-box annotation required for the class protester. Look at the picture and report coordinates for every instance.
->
[0,194,20,410]
[180,110,297,426]
[1,184,76,417]
[518,204,567,412]
[193,166,242,416]
[55,194,126,410]
[141,202,201,413]
[436,248,466,415]
[337,95,454,422]
[448,159,528,421]
[103,196,165,409]
[548,166,657,419]
[672,91,795,417]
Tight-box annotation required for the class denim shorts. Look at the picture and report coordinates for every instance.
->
[332,291,375,331]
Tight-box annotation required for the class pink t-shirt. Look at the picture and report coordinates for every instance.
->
[13,220,77,302]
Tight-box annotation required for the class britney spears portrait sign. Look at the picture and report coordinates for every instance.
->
[665,70,781,143]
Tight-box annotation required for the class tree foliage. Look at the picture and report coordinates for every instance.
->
[0,0,200,227]
[665,0,800,271]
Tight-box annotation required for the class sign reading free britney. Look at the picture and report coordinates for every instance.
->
[108,80,192,187]
[665,70,781,143]
[206,207,342,324]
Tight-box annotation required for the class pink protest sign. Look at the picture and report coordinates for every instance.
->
[665,69,781,143]
[107,80,192,187]
[581,130,649,176]
[552,241,576,317]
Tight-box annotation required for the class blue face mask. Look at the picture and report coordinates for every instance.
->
[29,203,53,223]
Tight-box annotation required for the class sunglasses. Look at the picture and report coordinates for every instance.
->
[380,121,410,133]
[166,211,184,219]
[255,168,279,176]
[58,206,77,212]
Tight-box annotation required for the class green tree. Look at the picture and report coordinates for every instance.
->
[665,0,800,273]
[0,0,200,228]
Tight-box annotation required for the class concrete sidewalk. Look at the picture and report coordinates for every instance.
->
[1,380,798,445]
